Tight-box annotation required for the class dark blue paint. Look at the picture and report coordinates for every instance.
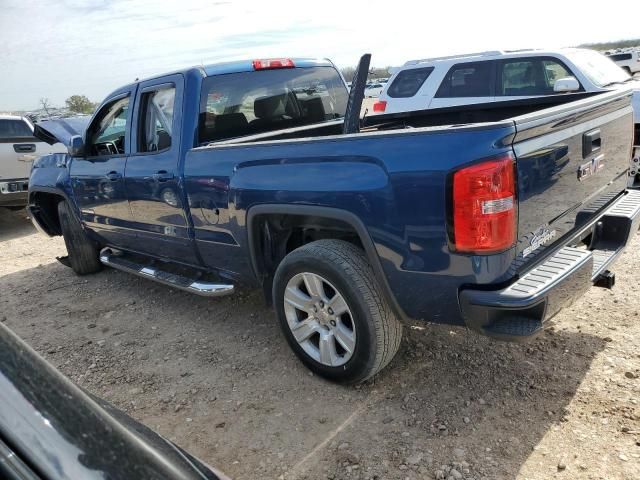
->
[27,59,634,326]
[512,93,633,273]
[184,125,517,322]
[123,73,200,265]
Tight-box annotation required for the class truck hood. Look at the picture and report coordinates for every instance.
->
[33,117,90,146]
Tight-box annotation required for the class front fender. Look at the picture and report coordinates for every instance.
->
[29,153,75,202]
[28,153,79,235]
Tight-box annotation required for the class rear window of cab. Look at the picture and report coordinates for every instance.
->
[199,66,348,144]
[386,67,434,98]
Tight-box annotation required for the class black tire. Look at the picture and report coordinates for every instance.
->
[623,66,632,75]
[58,200,102,275]
[273,239,402,384]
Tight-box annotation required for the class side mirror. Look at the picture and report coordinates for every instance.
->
[67,135,84,157]
[554,76,580,93]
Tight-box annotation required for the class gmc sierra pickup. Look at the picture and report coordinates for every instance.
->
[28,57,639,384]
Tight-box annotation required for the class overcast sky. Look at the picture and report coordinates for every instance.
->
[1,0,637,111]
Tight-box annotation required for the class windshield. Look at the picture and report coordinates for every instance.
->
[199,66,348,144]
[566,49,631,87]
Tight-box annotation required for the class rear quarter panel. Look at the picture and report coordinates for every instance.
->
[185,124,516,323]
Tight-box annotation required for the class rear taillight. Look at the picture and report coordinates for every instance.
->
[452,154,516,253]
[252,58,295,70]
[373,101,387,112]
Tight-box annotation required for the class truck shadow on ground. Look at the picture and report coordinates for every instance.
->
[0,208,35,242]
[0,260,608,480]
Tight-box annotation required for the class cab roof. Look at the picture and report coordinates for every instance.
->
[103,58,337,104]
[137,58,334,84]
[202,57,334,76]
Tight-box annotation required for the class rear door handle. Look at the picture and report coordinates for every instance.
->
[14,143,36,153]
[106,171,122,181]
[582,129,601,158]
[152,170,174,182]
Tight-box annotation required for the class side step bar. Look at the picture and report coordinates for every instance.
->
[99,249,234,297]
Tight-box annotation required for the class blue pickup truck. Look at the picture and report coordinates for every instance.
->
[28,57,640,384]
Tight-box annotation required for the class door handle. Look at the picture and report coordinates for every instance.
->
[106,171,122,181]
[582,129,601,158]
[14,144,36,153]
[152,170,174,182]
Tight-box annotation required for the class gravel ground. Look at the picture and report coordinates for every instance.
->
[1,207,639,480]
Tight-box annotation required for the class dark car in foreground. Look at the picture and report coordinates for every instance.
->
[27,55,640,384]
[0,321,228,480]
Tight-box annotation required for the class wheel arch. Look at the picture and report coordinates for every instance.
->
[28,187,73,236]
[246,204,407,322]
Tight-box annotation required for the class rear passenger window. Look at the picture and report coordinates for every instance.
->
[139,86,175,152]
[435,62,493,98]
[498,58,574,96]
[387,67,434,98]
[0,119,33,139]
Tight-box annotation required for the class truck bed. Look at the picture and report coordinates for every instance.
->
[209,92,599,146]
[187,89,634,324]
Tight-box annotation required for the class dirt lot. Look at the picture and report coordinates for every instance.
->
[1,207,639,480]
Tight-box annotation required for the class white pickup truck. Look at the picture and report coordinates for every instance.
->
[0,115,66,210]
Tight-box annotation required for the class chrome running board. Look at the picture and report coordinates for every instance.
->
[99,248,234,297]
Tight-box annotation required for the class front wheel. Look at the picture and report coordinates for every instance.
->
[58,200,102,275]
[273,240,402,384]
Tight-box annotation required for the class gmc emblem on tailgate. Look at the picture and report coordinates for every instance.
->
[578,154,605,181]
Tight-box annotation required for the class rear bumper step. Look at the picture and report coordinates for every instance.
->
[460,189,640,342]
[99,249,234,297]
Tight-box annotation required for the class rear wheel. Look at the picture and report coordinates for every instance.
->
[623,66,632,75]
[273,239,402,384]
[58,200,102,275]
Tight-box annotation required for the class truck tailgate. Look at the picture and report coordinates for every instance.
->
[512,89,634,270]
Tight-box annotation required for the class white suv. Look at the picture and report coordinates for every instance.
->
[372,48,640,128]
[605,49,640,75]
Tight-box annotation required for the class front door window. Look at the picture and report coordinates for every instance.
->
[88,97,130,156]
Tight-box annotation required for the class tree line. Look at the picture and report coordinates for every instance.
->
[579,38,640,51]
[38,95,97,116]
